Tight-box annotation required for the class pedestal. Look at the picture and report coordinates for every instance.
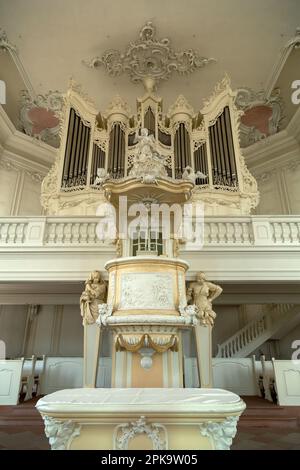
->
[36,388,246,450]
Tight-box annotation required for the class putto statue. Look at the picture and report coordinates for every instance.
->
[94,168,110,186]
[80,271,107,325]
[182,166,207,184]
[187,272,222,327]
[129,128,167,180]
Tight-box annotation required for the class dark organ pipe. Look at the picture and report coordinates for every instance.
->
[108,123,125,179]
[224,107,237,185]
[61,109,90,188]
[62,108,75,186]
[144,107,155,136]
[174,123,191,179]
[158,129,171,146]
[73,118,83,181]
[194,143,208,185]
[68,112,79,182]
[90,144,106,184]
[208,107,238,187]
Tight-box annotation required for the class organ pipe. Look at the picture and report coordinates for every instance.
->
[108,123,125,178]
[174,123,191,179]
[61,108,90,188]
[208,107,238,187]
[194,143,208,185]
[144,107,156,136]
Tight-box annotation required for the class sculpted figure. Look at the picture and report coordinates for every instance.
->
[80,271,107,324]
[134,128,157,161]
[129,128,167,179]
[187,272,222,327]
[182,166,207,184]
[94,167,109,185]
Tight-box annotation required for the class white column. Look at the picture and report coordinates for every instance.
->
[194,323,213,388]
[83,323,101,387]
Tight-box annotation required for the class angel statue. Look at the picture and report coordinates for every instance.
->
[186,272,222,327]
[129,127,167,179]
[134,128,157,161]
[182,166,207,184]
[94,167,109,186]
[80,271,107,325]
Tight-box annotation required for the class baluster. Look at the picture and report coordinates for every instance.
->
[0,223,9,244]
[210,223,218,244]
[71,223,80,244]
[226,222,234,244]
[64,223,72,244]
[282,222,291,243]
[273,222,283,243]
[80,223,88,244]
[15,223,25,244]
[242,222,251,244]
[234,222,242,244]
[8,223,17,244]
[87,223,96,244]
[204,223,210,244]
[218,222,226,244]
[46,224,56,244]
[290,223,298,244]
[56,223,64,244]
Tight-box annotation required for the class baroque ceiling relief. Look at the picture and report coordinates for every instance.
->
[0,28,63,147]
[83,21,216,92]
[234,87,284,148]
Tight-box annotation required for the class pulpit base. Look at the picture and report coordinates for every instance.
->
[36,388,245,450]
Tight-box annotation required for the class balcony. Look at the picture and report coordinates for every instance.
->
[0,215,300,282]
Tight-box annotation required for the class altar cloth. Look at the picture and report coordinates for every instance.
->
[36,387,245,415]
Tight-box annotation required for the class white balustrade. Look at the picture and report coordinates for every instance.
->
[217,304,297,358]
[0,216,300,248]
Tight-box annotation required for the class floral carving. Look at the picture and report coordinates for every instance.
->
[114,416,167,450]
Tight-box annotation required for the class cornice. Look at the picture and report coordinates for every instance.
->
[0,105,56,171]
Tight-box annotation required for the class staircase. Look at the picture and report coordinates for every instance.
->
[216,304,300,358]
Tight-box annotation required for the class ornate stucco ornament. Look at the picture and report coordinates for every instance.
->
[0,29,17,54]
[19,89,64,147]
[83,21,216,91]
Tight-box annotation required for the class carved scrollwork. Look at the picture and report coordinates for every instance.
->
[83,22,215,90]
[114,416,167,450]
[199,416,239,450]
[43,416,81,450]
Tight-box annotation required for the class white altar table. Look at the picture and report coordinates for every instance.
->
[36,388,245,450]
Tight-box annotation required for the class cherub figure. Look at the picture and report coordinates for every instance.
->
[134,128,157,161]
[94,168,109,186]
[80,271,107,325]
[182,166,207,184]
[186,272,222,327]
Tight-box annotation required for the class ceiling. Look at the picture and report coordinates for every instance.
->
[1,0,300,113]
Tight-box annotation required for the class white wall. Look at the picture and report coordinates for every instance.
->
[278,324,300,360]
[0,165,43,216]
[254,164,300,215]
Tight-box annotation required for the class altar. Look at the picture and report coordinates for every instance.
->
[36,387,245,450]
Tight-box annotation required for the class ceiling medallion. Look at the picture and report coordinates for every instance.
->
[83,21,216,92]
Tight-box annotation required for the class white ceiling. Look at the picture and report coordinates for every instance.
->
[1,0,300,113]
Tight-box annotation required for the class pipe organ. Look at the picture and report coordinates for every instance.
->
[41,76,259,216]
